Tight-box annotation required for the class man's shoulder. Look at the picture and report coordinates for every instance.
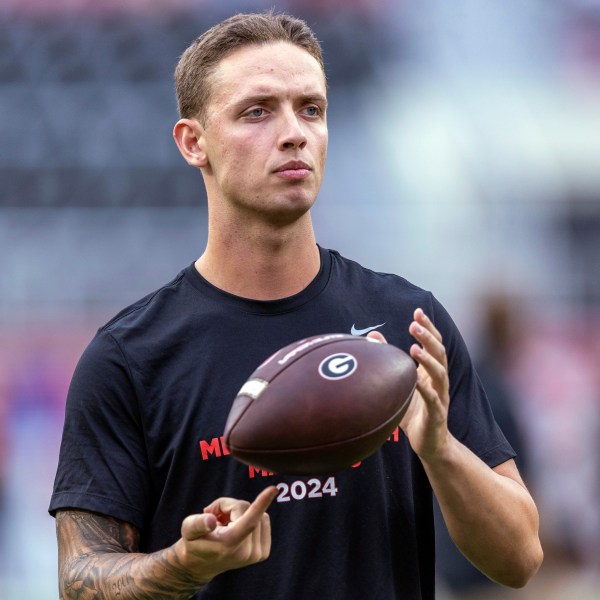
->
[100,265,192,336]
[326,247,430,297]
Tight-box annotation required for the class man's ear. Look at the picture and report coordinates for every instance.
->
[173,118,208,168]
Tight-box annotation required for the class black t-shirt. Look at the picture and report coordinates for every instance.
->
[50,246,514,599]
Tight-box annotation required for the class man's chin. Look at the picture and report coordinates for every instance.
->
[261,190,317,224]
[264,202,314,227]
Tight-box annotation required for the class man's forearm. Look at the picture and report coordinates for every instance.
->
[57,511,204,600]
[422,435,543,588]
[60,546,205,600]
[57,489,276,599]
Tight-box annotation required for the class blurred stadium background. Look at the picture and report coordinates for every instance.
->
[1,0,599,598]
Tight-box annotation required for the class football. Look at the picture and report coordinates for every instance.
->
[223,333,417,475]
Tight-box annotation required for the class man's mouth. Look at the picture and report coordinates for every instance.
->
[274,161,311,180]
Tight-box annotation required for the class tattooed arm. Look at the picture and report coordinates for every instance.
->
[56,510,198,599]
[56,486,278,600]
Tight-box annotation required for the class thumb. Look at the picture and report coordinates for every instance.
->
[181,513,218,541]
[366,330,387,344]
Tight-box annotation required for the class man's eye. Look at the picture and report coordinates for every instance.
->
[248,107,265,118]
[305,106,319,117]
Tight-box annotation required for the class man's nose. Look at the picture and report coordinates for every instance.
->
[278,110,307,150]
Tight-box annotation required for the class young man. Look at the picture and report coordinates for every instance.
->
[50,12,543,599]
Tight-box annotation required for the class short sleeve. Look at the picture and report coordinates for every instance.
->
[431,296,516,468]
[49,330,150,529]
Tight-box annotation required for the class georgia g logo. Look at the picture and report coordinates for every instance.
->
[318,353,358,380]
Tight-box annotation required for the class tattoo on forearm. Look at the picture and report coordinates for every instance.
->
[56,511,203,600]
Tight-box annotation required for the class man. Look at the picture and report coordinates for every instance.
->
[50,11,543,599]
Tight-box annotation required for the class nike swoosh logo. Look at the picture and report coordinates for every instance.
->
[350,322,386,336]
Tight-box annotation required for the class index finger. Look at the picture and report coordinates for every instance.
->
[226,486,278,542]
[414,308,443,343]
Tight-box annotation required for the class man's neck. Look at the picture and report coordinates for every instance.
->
[195,215,320,301]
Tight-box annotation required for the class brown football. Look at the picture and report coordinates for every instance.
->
[223,333,417,475]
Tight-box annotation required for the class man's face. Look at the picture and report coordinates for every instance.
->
[199,41,328,225]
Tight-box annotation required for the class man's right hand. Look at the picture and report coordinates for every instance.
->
[174,486,279,585]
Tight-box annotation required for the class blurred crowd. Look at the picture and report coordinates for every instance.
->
[1,0,599,598]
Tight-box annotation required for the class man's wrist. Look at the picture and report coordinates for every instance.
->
[167,540,215,590]
[418,431,457,471]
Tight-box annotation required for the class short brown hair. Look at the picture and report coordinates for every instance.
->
[174,11,325,122]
